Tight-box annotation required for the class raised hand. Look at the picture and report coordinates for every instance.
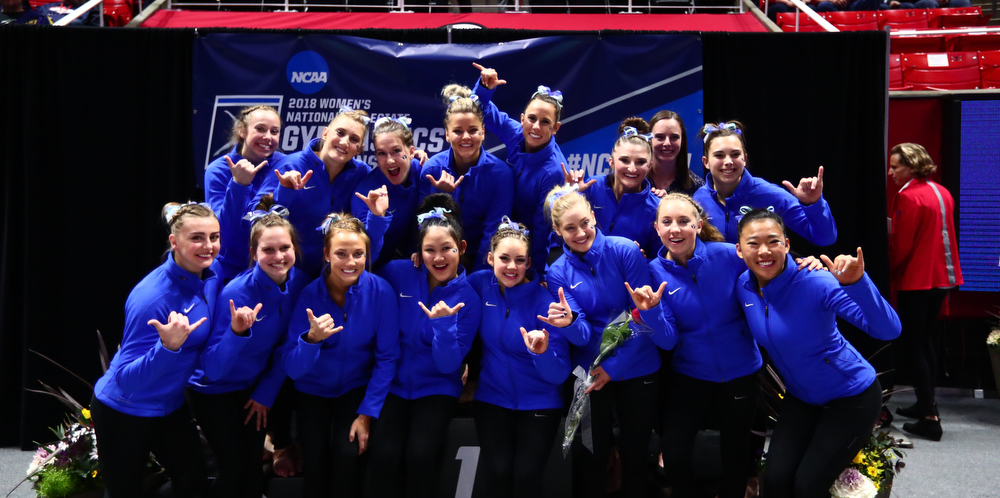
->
[425,171,464,193]
[520,327,550,355]
[274,168,314,190]
[795,255,827,272]
[820,247,865,286]
[561,162,596,192]
[538,286,573,328]
[226,156,267,187]
[418,301,466,319]
[472,62,507,90]
[305,308,342,344]
[230,300,263,335]
[244,399,269,430]
[354,185,389,217]
[625,282,667,311]
[414,149,429,166]
[651,187,667,198]
[782,165,825,206]
[349,414,372,455]
[148,311,208,352]
[585,366,611,394]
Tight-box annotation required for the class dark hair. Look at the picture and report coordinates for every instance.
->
[649,110,692,191]
[698,120,747,157]
[416,193,463,249]
[441,84,484,128]
[230,105,281,150]
[321,213,370,263]
[373,118,415,149]
[614,116,653,156]
[656,193,725,243]
[736,208,786,241]
[249,194,301,266]
[490,218,531,254]
[526,90,563,122]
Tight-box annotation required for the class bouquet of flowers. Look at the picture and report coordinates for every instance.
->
[25,408,103,498]
[562,311,641,457]
[986,329,1000,350]
[829,430,905,498]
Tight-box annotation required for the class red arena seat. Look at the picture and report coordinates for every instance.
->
[980,50,1000,89]
[928,7,988,29]
[948,32,1000,53]
[826,11,879,31]
[103,0,133,26]
[777,12,827,32]
[902,51,981,90]
[891,34,947,54]
[879,9,930,31]
[889,53,908,91]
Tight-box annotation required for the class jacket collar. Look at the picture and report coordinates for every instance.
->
[706,168,754,203]
[564,229,607,270]
[741,253,797,295]
[165,252,216,291]
[655,237,706,273]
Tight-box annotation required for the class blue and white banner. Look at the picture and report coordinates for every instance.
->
[193,33,703,188]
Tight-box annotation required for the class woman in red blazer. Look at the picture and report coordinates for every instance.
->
[887,142,963,441]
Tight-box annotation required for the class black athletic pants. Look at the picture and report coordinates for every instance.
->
[472,400,562,498]
[186,388,266,498]
[895,288,948,416]
[295,388,366,498]
[90,395,208,498]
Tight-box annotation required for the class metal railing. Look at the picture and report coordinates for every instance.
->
[162,0,744,14]
[768,0,838,32]
[53,0,105,25]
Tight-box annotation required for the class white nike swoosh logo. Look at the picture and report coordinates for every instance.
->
[744,303,754,307]
[668,288,681,295]
[255,315,266,322]
[734,395,748,400]
[485,302,497,307]
[643,380,654,385]
[400,293,412,298]
[570,282,583,289]
[302,185,316,190]
[183,303,196,313]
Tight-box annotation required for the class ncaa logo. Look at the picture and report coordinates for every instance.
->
[286,51,329,94]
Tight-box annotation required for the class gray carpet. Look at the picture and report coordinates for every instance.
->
[2,390,998,497]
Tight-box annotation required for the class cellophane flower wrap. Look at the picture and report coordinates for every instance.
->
[562,310,644,457]
[829,468,878,498]
[26,408,103,498]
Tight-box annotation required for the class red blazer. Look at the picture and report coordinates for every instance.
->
[889,178,963,291]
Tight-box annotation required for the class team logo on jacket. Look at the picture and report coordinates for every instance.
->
[286,51,329,95]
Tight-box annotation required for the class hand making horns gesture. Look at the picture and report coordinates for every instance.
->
[562,162,596,192]
[820,247,865,286]
[230,299,263,335]
[274,168,313,190]
[520,327,550,355]
[782,165,825,206]
[625,282,667,311]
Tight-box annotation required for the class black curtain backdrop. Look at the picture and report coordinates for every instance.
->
[1,27,888,448]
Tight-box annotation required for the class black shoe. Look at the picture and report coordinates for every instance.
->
[895,404,922,419]
[902,418,942,441]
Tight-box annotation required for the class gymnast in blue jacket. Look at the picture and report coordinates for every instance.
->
[472,63,567,271]
[649,193,762,498]
[543,186,670,498]
[365,194,483,498]
[567,117,663,258]
[252,108,373,277]
[186,204,308,498]
[692,121,837,246]
[467,216,582,498]
[282,213,400,498]
[92,202,222,498]
[419,84,513,272]
[734,209,900,498]
[204,105,285,280]
[351,116,423,270]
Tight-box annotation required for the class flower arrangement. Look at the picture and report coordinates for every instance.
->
[829,430,905,498]
[986,329,1000,350]
[25,408,102,498]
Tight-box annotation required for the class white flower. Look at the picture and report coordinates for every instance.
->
[987,329,1000,348]
[830,468,877,498]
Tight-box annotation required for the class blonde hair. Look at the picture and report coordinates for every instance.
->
[890,143,937,178]
[162,202,216,235]
[544,185,591,228]
[333,109,371,141]
[656,193,725,243]
[441,84,484,127]
[230,105,280,148]
[373,118,414,148]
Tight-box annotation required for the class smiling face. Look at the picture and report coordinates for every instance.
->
[422,226,465,287]
[488,237,531,289]
[610,141,651,194]
[651,118,683,166]
[446,112,484,166]
[239,109,281,164]
[374,132,414,186]
[655,198,702,263]
[325,231,366,289]
[554,202,597,254]
[703,135,747,195]
[736,218,789,288]
[521,100,560,152]
[887,153,915,187]
[254,226,296,285]
[319,115,366,167]
[170,216,221,276]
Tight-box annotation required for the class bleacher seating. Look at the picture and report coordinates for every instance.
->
[928,6,989,29]
[826,11,879,31]
[879,9,930,30]
[948,32,1000,52]
[777,8,987,34]
[889,53,908,91]
[776,12,826,32]
[901,51,981,90]
[981,50,1000,89]
[891,33,947,53]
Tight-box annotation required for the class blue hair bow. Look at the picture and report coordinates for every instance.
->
[243,204,290,224]
[373,116,412,129]
[498,215,530,237]
[338,106,371,126]
[621,126,654,142]
[448,94,480,106]
[532,85,564,107]
[164,201,213,224]
[316,214,342,235]
[547,184,580,205]
[417,207,452,226]
[702,122,742,142]
[738,205,775,215]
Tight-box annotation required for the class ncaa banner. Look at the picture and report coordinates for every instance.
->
[192,33,703,188]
